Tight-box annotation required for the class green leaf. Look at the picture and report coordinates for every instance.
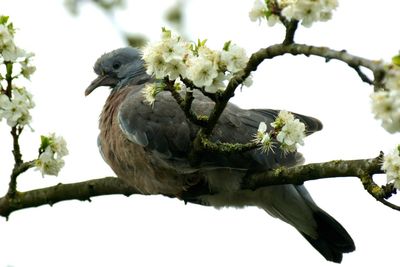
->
[197,38,207,48]
[265,9,273,19]
[0,15,9,25]
[161,27,171,38]
[7,22,15,35]
[392,54,400,66]
[223,41,231,51]
[39,135,50,154]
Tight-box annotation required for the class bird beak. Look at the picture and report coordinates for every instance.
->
[85,75,119,96]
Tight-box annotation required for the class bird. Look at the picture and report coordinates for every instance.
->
[85,47,355,263]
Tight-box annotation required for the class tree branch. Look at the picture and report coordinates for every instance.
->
[197,131,259,153]
[0,177,138,218]
[7,160,35,198]
[198,43,385,142]
[1,154,398,218]
[282,20,298,45]
[242,155,384,189]
[164,80,209,127]
[247,43,385,85]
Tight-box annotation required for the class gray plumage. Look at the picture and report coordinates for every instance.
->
[86,47,355,263]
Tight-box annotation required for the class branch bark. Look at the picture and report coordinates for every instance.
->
[1,154,397,218]
[0,177,138,218]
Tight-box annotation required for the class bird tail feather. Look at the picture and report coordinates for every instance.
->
[300,209,355,263]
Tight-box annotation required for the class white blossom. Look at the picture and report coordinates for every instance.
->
[276,118,305,152]
[281,0,338,27]
[254,122,274,153]
[142,31,190,80]
[142,29,251,93]
[370,64,400,133]
[165,57,187,80]
[20,52,36,79]
[1,17,36,79]
[49,133,69,157]
[249,0,338,27]
[35,133,68,177]
[142,83,163,106]
[256,111,306,154]
[254,122,268,143]
[249,0,267,23]
[382,146,400,189]
[0,94,21,126]
[197,46,220,66]
[270,110,295,129]
[35,147,65,177]
[0,87,34,127]
[187,56,218,88]
[205,72,226,93]
[371,90,400,133]
[159,37,186,63]
[270,110,306,153]
[2,45,26,62]
[0,24,13,55]
[384,65,400,91]
[143,46,168,79]
[221,43,249,73]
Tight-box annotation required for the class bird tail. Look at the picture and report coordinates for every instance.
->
[196,184,355,263]
[253,185,355,263]
[300,209,355,263]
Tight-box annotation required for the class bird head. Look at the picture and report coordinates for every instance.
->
[85,47,149,96]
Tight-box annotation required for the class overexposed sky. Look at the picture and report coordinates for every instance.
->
[0,1,400,266]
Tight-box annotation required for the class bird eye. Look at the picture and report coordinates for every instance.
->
[113,62,121,70]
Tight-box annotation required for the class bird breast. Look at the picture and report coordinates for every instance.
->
[98,86,196,196]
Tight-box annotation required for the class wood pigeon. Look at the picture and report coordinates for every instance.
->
[85,47,355,263]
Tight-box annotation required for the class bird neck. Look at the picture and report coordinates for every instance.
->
[115,73,151,91]
[100,85,132,134]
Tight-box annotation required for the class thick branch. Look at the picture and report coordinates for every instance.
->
[242,156,384,189]
[1,155,397,218]
[241,154,399,212]
[0,177,138,218]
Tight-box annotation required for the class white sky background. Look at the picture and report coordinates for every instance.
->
[0,0,400,266]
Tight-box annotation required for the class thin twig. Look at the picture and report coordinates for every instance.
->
[378,199,400,211]
[7,160,35,197]
[198,132,259,154]
[180,77,218,101]
[11,126,23,166]
[164,80,208,127]
[349,64,374,85]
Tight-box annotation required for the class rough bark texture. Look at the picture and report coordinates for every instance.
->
[1,154,396,218]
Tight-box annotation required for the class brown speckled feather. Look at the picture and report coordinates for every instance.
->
[98,84,196,195]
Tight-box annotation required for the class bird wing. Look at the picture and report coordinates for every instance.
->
[118,84,322,171]
[118,85,193,162]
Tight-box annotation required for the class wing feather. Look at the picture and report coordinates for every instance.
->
[118,85,322,171]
